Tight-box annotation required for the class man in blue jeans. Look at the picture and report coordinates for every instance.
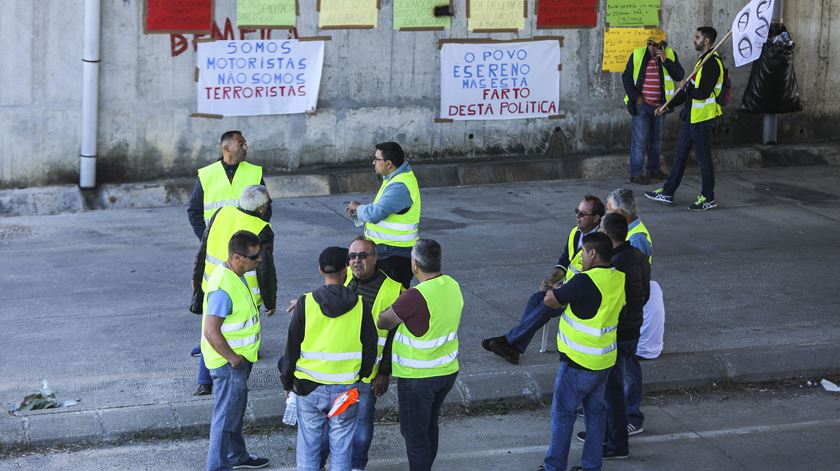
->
[280,246,378,471]
[482,196,604,364]
[622,34,684,185]
[538,232,626,471]
[201,231,269,470]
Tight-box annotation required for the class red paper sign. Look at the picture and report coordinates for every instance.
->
[145,0,213,33]
[536,0,597,29]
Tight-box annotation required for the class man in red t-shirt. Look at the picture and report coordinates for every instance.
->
[621,37,685,185]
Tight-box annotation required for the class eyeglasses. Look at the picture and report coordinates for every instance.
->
[349,252,370,260]
[575,209,596,218]
[235,251,260,261]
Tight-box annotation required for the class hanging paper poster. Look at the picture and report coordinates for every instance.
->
[602,27,665,72]
[237,0,298,29]
[606,0,660,27]
[468,0,526,32]
[394,0,451,30]
[536,0,597,29]
[732,0,775,67]
[440,40,560,121]
[145,0,212,33]
[196,40,325,117]
[318,0,378,29]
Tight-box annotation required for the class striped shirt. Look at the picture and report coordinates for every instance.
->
[641,57,662,105]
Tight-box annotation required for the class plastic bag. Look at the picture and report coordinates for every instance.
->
[739,24,803,114]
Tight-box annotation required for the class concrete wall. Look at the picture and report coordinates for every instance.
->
[0,0,837,188]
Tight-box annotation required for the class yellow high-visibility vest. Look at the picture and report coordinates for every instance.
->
[197,161,262,223]
[364,170,421,248]
[294,294,364,385]
[201,266,261,369]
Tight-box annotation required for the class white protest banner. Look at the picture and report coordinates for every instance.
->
[196,39,325,116]
[732,0,775,67]
[440,40,560,121]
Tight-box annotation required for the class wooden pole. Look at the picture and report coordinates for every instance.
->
[656,29,733,115]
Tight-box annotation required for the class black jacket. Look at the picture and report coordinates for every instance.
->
[622,47,685,116]
[610,242,651,341]
[280,284,378,395]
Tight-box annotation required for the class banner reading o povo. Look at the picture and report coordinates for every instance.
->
[439,40,561,121]
[196,39,325,117]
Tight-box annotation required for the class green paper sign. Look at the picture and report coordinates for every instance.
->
[606,0,660,27]
[237,0,297,28]
[394,0,451,30]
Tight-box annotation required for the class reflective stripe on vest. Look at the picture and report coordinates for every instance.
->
[364,169,422,248]
[343,270,404,382]
[556,267,626,370]
[391,275,463,379]
[202,206,269,307]
[197,161,263,223]
[294,293,364,385]
[200,266,261,369]
[689,53,724,124]
[565,226,584,282]
[624,47,677,104]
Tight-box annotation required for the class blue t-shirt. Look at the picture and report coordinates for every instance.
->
[206,276,249,319]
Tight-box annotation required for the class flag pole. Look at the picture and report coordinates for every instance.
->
[656,29,733,115]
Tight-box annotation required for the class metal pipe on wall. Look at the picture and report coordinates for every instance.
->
[762,0,784,145]
[79,0,101,189]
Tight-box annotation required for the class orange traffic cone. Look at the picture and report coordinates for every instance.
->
[327,387,359,418]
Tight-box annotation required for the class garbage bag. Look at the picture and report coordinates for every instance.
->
[739,24,803,114]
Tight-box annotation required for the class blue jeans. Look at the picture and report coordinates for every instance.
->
[397,372,458,471]
[506,291,564,353]
[297,383,360,471]
[604,340,638,455]
[198,348,212,385]
[624,355,645,429]
[629,103,664,176]
[206,361,252,471]
[319,381,376,469]
[663,118,716,200]
[543,362,610,471]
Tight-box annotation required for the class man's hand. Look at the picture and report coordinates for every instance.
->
[230,354,245,369]
[636,96,644,105]
[543,289,563,309]
[539,279,554,292]
[655,47,667,62]
[286,298,299,313]
[372,373,390,397]
[346,200,361,217]
[654,105,668,116]
[192,280,197,291]
[265,308,275,318]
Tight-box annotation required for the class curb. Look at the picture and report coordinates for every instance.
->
[2,142,839,218]
[3,342,840,452]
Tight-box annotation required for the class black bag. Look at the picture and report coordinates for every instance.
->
[190,286,204,315]
[739,24,803,114]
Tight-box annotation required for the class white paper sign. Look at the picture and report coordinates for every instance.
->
[732,0,775,67]
[196,40,325,116]
[440,41,561,121]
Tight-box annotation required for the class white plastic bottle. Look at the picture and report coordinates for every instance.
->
[282,392,297,426]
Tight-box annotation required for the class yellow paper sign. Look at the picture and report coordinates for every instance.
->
[319,0,378,28]
[394,0,451,30]
[237,0,297,28]
[602,27,665,73]
[469,0,525,31]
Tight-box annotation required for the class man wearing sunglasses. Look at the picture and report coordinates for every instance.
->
[622,35,684,185]
[201,231,270,470]
[191,185,277,397]
[345,142,421,289]
[482,195,605,365]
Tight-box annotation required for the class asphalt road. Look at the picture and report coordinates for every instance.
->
[3,381,839,470]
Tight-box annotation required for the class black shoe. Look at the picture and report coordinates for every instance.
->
[193,384,212,396]
[481,336,520,365]
[575,407,584,418]
[602,448,629,460]
[647,168,669,180]
[629,174,651,185]
[576,431,586,442]
[233,456,269,469]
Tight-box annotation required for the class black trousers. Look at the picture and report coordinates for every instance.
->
[377,256,413,288]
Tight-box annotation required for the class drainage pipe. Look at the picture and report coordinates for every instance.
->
[80,0,101,188]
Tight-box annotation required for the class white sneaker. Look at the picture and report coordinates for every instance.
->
[627,423,644,436]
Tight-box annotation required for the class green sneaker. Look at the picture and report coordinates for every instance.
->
[644,188,673,204]
[688,195,717,211]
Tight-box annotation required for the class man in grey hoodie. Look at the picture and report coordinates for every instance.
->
[280,246,379,471]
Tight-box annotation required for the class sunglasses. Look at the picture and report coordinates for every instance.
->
[574,209,596,218]
[235,251,260,261]
[349,252,370,260]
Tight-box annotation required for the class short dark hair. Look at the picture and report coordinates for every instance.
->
[412,239,442,273]
[375,142,405,168]
[581,232,613,262]
[351,235,376,255]
[228,230,260,257]
[601,213,629,243]
[582,194,606,217]
[697,26,717,44]
[220,130,242,144]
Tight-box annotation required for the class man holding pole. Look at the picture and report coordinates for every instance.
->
[646,27,725,212]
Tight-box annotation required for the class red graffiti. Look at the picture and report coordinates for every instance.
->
[170,18,299,57]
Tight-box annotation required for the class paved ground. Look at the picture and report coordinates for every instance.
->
[2,165,840,449]
[3,381,839,470]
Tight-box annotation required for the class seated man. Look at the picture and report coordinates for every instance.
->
[482,195,605,364]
